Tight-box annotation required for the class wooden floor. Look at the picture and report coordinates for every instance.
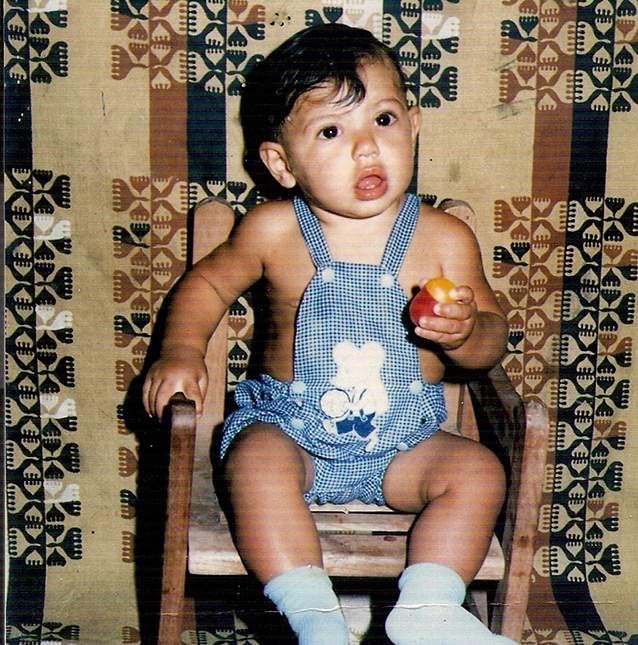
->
[178,575,498,644]
[185,583,395,644]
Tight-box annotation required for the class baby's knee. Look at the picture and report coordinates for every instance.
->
[224,423,309,484]
[461,441,506,501]
[226,423,290,465]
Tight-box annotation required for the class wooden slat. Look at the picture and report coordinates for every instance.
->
[209,505,415,534]
[441,381,463,434]
[309,501,396,513]
[315,511,415,534]
[189,523,504,579]
[322,533,505,579]
[192,197,235,264]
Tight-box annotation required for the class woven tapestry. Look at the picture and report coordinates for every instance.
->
[4,1,637,643]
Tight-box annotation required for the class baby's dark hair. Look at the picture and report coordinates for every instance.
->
[240,23,407,196]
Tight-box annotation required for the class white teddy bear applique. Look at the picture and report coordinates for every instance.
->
[319,340,388,451]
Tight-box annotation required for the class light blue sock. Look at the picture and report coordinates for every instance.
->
[385,563,518,644]
[264,565,349,644]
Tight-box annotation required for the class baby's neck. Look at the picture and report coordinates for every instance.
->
[321,212,397,265]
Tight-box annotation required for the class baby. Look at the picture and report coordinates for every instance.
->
[144,23,514,645]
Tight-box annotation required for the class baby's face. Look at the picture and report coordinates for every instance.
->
[273,60,421,221]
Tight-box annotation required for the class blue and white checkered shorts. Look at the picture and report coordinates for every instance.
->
[220,374,445,505]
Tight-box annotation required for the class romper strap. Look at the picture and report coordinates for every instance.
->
[380,193,420,275]
[293,195,332,267]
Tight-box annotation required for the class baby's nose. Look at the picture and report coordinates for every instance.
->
[353,132,379,158]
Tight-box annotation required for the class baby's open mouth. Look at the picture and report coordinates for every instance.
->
[356,174,384,191]
[355,171,387,200]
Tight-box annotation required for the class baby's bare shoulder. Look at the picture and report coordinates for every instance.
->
[228,199,299,252]
[416,204,476,247]
[235,200,297,240]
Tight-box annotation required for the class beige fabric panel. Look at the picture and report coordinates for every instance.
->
[4,1,637,642]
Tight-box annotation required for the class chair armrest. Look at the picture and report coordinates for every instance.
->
[165,392,198,433]
[468,367,550,638]
[158,392,197,641]
[467,365,527,465]
[162,392,198,533]
[468,365,549,495]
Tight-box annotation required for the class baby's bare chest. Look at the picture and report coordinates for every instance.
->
[264,243,438,315]
[258,228,445,381]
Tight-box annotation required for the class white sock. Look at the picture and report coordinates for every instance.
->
[264,565,349,644]
[385,562,517,644]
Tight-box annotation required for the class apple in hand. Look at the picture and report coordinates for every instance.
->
[409,277,457,325]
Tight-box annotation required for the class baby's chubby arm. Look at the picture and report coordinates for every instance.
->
[412,212,508,370]
[143,206,273,417]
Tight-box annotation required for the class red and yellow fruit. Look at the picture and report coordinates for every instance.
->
[409,277,457,324]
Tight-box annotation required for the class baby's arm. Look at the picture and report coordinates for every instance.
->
[143,208,268,417]
[413,213,508,370]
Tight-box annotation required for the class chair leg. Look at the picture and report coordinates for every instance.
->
[494,592,528,642]
[467,588,489,626]
[339,593,372,643]
[158,568,188,644]
[158,612,182,644]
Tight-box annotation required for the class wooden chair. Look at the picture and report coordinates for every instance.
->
[157,197,550,643]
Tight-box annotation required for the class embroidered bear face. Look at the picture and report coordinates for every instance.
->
[320,340,388,449]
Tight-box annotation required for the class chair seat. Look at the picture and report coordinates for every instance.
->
[188,452,505,579]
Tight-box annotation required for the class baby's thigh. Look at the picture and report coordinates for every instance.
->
[382,431,504,512]
[224,422,315,492]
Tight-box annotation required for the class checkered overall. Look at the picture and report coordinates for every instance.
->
[221,194,446,504]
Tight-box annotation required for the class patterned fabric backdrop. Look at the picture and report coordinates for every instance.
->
[4,1,637,643]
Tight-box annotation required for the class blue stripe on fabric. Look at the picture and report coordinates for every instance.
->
[551,1,616,634]
[187,2,227,194]
[4,0,47,637]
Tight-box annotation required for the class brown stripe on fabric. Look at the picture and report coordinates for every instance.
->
[524,1,578,637]
[149,1,188,174]
[148,1,189,305]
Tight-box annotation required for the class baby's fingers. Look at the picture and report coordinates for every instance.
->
[415,314,465,338]
[178,376,207,417]
[435,300,474,321]
[142,375,160,417]
[155,379,205,419]
[449,285,474,304]
[147,380,172,419]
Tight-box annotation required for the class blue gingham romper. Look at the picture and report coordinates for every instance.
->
[220,194,447,504]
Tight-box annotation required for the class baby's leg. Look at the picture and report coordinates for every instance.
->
[382,432,515,644]
[224,423,348,644]
[224,422,319,580]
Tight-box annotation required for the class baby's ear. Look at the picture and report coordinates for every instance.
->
[259,142,296,189]
[408,105,421,143]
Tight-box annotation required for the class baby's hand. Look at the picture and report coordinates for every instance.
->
[412,284,477,351]
[142,353,208,418]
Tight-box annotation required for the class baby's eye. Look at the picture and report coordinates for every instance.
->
[318,126,340,140]
[376,112,396,127]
